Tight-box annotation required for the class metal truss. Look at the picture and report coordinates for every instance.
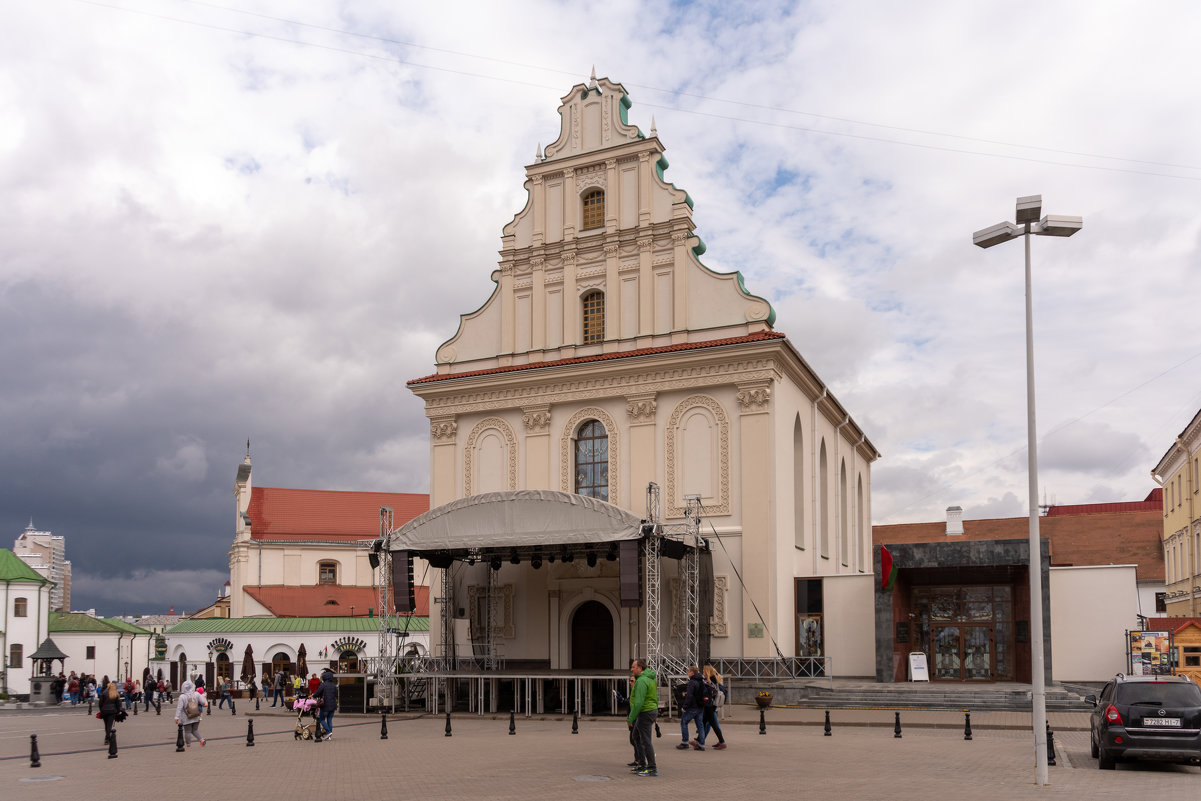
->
[643,483,702,678]
[374,506,398,710]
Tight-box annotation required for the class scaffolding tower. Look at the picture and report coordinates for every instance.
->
[374,506,398,709]
[643,483,703,677]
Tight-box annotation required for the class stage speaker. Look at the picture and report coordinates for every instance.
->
[392,550,416,614]
[619,540,641,607]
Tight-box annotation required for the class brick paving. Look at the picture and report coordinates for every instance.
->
[1,703,1197,800]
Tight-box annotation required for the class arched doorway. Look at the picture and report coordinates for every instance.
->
[571,600,614,669]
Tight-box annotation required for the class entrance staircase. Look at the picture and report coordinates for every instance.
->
[739,681,1096,711]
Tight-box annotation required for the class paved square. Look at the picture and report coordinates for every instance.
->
[1,705,1198,800]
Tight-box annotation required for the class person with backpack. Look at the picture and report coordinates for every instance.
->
[174,680,208,748]
[677,666,708,750]
[123,677,135,709]
[700,664,727,749]
[626,658,659,777]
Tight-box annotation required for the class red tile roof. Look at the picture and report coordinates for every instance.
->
[248,487,429,542]
[407,331,787,385]
[874,509,1165,582]
[1046,489,1162,516]
[244,585,430,618]
[1145,617,1201,635]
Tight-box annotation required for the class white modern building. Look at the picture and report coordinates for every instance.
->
[13,520,71,611]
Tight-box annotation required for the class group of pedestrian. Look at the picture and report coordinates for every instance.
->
[623,659,729,778]
[675,664,727,751]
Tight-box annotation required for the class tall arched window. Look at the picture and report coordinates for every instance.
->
[575,419,609,501]
[839,460,849,567]
[582,291,604,344]
[793,417,805,549]
[582,189,604,229]
[819,440,829,558]
[857,475,865,572]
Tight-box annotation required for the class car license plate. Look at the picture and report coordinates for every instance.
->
[1142,717,1181,727]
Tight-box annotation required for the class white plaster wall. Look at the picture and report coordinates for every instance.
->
[822,573,876,677]
[3,582,51,693]
[1050,565,1137,682]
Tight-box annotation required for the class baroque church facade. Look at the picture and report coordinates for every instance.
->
[407,76,878,674]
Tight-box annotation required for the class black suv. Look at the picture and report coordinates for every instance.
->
[1089,674,1201,770]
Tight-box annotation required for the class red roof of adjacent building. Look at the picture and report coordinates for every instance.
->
[248,487,429,542]
[874,506,1165,582]
[1045,488,1163,516]
[407,331,787,385]
[244,585,430,618]
[1145,617,1201,635]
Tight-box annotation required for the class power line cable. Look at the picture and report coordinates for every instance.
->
[69,0,1201,181]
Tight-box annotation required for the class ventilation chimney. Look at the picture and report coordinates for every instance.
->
[946,506,964,536]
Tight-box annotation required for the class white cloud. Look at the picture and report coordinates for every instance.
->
[3,0,1199,611]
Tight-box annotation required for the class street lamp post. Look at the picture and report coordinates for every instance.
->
[974,195,1082,787]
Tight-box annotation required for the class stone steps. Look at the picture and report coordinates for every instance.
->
[732,685,1095,711]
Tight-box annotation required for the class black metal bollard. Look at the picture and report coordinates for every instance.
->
[509,709,516,735]
[654,721,662,738]
[758,706,766,735]
[133,702,137,716]
[176,723,185,752]
[246,719,255,747]
[88,699,93,715]
[206,698,212,716]
[256,697,260,711]
[380,714,388,740]
[964,711,973,741]
[824,709,832,736]
[231,700,236,716]
[445,711,452,737]
[30,734,41,768]
[571,708,579,734]
[155,701,161,716]
[1046,722,1056,766]
[894,711,902,738]
[107,730,118,759]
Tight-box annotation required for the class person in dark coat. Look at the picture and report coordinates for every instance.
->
[98,682,124,745]
[314,670,339,742]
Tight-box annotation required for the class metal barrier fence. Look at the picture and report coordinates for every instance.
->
[711,657,833,687]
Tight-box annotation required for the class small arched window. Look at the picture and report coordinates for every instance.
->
[13,597,28,617]
[582,291,604,344]
[582,189,604,229]
[318,561,338,585]
[574,420,609,501]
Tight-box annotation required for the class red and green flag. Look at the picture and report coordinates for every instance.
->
[881,546,898,591]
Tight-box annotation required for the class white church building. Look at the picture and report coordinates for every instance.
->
[401,75,879,678]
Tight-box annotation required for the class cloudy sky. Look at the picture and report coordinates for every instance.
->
[3,1,1199,616]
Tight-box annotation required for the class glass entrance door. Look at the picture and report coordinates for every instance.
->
[933,626,961,679]
[932,624,993,680]
[963,626,992,680]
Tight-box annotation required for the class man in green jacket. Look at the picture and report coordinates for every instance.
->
[626,658,659,776]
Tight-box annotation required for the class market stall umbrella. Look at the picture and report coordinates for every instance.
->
[240,644,255,683]
[297,643,308,679]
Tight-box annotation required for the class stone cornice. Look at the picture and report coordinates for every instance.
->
[418,355,780,417]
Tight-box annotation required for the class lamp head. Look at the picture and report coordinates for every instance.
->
[1015,194,1042,224]
[1036,215,1083,237]
[972,221,1021,248]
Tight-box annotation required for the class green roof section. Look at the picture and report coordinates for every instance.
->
[0,547,51,583]
[166,617,430,634]
[49,611,150,635]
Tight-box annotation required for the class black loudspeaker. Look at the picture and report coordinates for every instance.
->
[392,550,416,613]
[619,540,641,607]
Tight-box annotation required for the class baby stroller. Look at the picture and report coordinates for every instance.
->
[293,696,319,740]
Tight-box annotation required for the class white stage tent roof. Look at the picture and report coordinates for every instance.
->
[384,490,645,553]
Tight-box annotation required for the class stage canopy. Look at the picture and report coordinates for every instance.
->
[384,490,645,555]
